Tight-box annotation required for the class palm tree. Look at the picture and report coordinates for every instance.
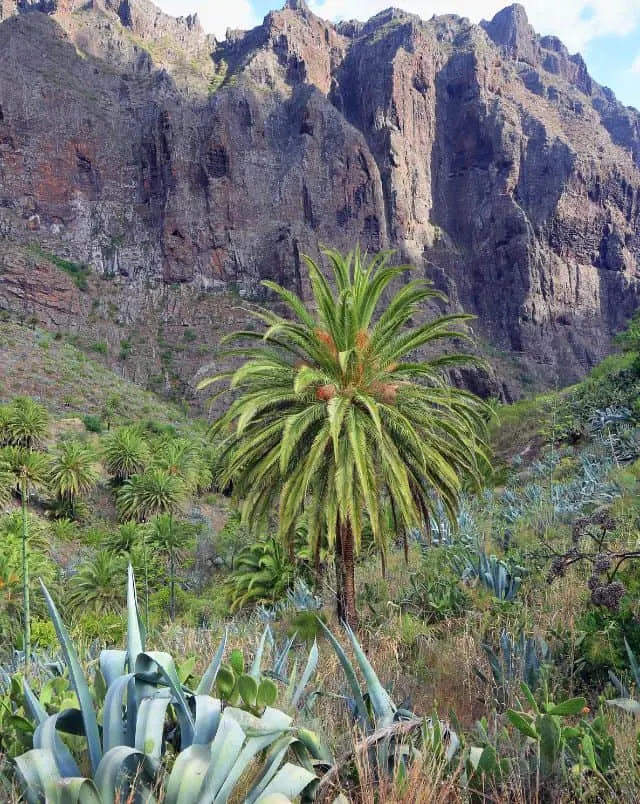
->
[67,551,127,615]
[49,440,98,518]
[117,468,187,521]
[6,397,49,451]
[147,514,197,619]
[1,447,51,660]
[117,468,188,626]
[152,438,212,493]
[103,521,142,554]
[102,426,150,483]
[201,248,490,626]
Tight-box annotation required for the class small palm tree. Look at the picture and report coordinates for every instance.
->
[117,468,188,626]
[102,426,150,483]
[1,446,51,660]
[103,521,142,554]
[68,551,127,615]
[202,248,490,626]
[147,514,197,619]
[117,468,187,521]
[153,438,212,493]
[49,440,98,519]
[6,397,49,451]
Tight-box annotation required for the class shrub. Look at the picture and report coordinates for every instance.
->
[82,414,103,433]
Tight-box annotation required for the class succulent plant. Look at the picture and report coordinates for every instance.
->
[455,549,523,602]
[10,566,326,804]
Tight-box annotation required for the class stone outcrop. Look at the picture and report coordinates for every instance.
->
[1,1,640,399]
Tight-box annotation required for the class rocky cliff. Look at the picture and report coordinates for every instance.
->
[1,0,639,401]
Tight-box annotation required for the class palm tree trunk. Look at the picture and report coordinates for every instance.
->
[21,480,31,665]
[334,519,346,623]
[341,519,358,629]
[335,518,357,628]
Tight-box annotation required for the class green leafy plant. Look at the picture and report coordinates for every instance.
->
[507,681,613,785]
[227,537,295,613]
[102,426,150,483]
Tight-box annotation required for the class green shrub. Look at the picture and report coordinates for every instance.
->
[82,413,103,433]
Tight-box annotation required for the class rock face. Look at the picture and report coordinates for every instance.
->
[1,1,640,399]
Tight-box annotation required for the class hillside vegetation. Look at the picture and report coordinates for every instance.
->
[3,308,640,801]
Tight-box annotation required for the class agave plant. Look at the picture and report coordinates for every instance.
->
[607,638,640,715]
[454,549,523,602]
[315,619,459,795]
[475,630,550,711]
[12,567,326,804]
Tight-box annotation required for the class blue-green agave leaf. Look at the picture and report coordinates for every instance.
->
[196,710,245,802]
[317,620,368,725]
[192,695,222,745]
[250,626,270,681]
[127,565,145,670]
[23,678,47,725]
[164,744,209,804]
[214,708,292,803]
[246,735,296,804]
[290,640,318,710]
[196,630,227,695]
[103,673,135,751]
[343,624,395,727]
[94,745,151,804]
[100,651,127,690]
[254,764,315,802]
[33,712,82,778]
[39,580,103,775]
[135,652,195,745]
[14,748,61,804]
[50,778,103,804]
[134,695,172,771]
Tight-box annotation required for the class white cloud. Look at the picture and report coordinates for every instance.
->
[308,0,640,54]
[154,0,260,40]
[632,53,640,74]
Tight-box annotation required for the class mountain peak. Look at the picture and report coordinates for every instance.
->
[481,4,535,61]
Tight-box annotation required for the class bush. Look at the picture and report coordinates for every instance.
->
[82,414,103,433]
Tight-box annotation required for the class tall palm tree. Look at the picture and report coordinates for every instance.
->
[117,468,188,626]
[102,426,150,483]
[49,440,98,518]
[1,446,51,660]
[6,397,49,451]
[147,514,197,619]
[201,248,490,626]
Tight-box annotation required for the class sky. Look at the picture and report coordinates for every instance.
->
[156,0,640,109]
